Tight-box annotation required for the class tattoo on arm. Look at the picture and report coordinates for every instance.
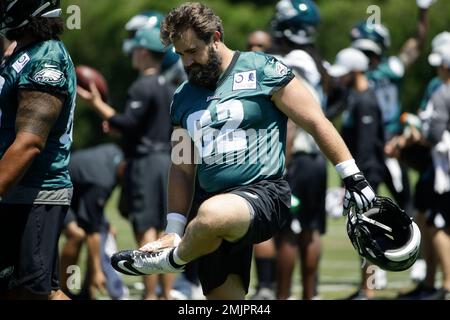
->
[16,90,64,139]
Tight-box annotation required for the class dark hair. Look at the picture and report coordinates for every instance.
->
[6,17,64,41]
[161,2,224,46]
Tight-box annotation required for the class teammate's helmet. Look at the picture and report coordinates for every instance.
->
[124,11,164,33]
[346,196,421,272]
[271,0,320,45]
[0,0,62,36]
[350,21,391,56]
[123,11,164,54]
[126,26,166,54]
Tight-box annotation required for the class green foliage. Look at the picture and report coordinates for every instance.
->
[59,0,450,149]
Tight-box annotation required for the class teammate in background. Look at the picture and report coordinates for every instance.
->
[123,10,187,88]
[329,48,386,299]
[247,30,273,53]
[111,2,377,300]
[77,23,174,299]
[417,43,450,300]
[59,143,126,300]
[392,31,450,300]
[243,29,277,300]
[350,0,434,217]
[391,37,450,300]
[0,0,76,300]
[270,0,328,300]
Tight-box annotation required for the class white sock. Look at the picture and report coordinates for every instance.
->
[173,247,188,266]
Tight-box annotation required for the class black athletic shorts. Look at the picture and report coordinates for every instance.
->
[414,166,436,213]
[124,152,171,234]
[69,182,110,234]
[426,192,450,229]
[0,204,67,295]
[284,152,327,235]
[190,178,291,295]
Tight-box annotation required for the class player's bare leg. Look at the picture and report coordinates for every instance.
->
[176,194,251,263]
[299,229,321,300]
[276,237,297,299]
[60,222,86,293]
[206,274,246,300]
[432,227,450,291]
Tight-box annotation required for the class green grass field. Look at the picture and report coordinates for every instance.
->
[60,162,440,300]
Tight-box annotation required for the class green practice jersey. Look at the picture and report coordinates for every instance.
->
[0,40,76,204]
[171,51,294,193]
[366,56,405,139]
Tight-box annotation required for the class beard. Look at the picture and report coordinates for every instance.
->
[185,45,222,90]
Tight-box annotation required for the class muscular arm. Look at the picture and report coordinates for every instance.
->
[399,8,429,69]
[0,90,63,195]
[168,127,196,216]
[273,77,353,165]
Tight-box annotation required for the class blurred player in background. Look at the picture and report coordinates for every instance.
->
[0,0,76,300]
[392,31,450,299]
[350,0,434,216]
[59,143,127,300]
[77,17,175,299]
[328,48,386,299]
[344,0,435,299]
[270,0,329,300]
[247,30,273,53]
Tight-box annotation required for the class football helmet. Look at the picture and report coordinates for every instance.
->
[350,21,391,56]
[0,0,61,36]
[123,11,164,54]
[346,196,421,272]
[122,10,180,76]
[271,0,320,45]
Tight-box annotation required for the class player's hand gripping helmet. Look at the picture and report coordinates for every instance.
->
[271,0,320,45]
[350,21,391,56]
[0,0,62,36]
[346,196,421,272]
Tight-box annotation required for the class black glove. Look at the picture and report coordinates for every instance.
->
[342,172,376,215]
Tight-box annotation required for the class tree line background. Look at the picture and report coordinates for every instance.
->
[60,0,450,150]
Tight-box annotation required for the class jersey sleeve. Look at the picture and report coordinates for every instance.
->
[258,54,295,96]
[17,59,68,96]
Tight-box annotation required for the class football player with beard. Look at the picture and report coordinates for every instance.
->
[111,2,377,300]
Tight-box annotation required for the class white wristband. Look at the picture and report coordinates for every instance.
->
[335,159,360,179]
[165,213,187,237]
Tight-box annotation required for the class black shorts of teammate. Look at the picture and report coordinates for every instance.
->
[190,178,291,296]
[70,183,110,234]
[0,204,67,295]
[124,152,171,234]
[414,166,436,214]
[426,192,450,229]
[284,152,327,235]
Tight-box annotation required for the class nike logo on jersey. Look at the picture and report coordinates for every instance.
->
[232,70,256,91]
